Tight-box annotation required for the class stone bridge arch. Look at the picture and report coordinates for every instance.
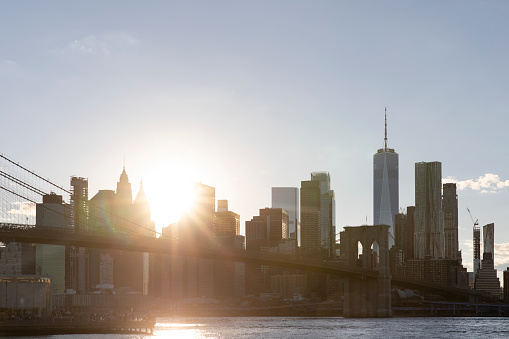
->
[340,225,392,317]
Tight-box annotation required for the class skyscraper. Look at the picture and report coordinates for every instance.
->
[272,187,299,242]
[310,172,335,258]
[373,110,399,248]
[443,183,459,261]
[300,179,321,256]
[475,223,501,298]
[414,161,444,259]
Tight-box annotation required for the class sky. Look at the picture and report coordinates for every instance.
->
[2,1,509,276]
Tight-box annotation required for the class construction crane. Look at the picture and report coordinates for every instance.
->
[467,207,481,275]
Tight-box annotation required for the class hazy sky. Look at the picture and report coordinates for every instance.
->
[2,1,509,275]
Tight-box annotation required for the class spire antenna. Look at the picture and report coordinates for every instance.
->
[384,107,388,150]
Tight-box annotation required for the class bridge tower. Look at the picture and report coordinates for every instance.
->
[340,225,392,317]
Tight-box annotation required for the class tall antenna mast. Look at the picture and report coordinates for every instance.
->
[384,107,388,150]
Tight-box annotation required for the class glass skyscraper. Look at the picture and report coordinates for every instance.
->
[271,187,299,242]
[373,111,399,248]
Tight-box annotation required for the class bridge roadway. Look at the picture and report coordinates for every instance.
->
[0,223,376,280]
[0,223,477,300]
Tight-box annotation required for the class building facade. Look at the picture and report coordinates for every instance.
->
[414,161,444,259]
[443,183,459,261]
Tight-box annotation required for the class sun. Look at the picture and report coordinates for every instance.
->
[141,161,200,234]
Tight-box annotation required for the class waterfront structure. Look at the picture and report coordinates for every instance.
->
[35,193,70,293]
[0,275,52,318]
[340,225,392,317]
[443,183,459,261]
[414,161,444,259]
[373,111,399,248]
[271,187,299,241]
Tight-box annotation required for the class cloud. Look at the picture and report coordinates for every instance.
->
[443,173,509,193]
[495,243,509,271]
[8,202,36,216]
[0,60,28,78]
[64,33,139,56]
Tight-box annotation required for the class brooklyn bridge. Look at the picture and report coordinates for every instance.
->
[0,154,497,317]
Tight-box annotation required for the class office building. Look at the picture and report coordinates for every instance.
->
[373,110,399,248]
[272,187,299,241]
[245,208,289,250]
[443,183,459,261]
[414,161,444,259]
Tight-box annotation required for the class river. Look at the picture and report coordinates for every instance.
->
[11,316,509,338]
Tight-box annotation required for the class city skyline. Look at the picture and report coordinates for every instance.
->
[2,1,509,277]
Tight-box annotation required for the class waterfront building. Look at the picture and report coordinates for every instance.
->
[271,187,299,242]
[373,110,399,248]
[35,193,70,293]
[443,183,460,261]
[414,161,444,259]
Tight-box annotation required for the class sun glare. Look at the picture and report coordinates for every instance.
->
[142,162,200,234]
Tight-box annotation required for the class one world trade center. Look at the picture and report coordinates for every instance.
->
[373,109,399,248]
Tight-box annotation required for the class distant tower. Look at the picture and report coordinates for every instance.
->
[373,109,399,248]
[310,172,335,259]
[473,221,481,276]
[414,161,444,259]
[443,183,459,260]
